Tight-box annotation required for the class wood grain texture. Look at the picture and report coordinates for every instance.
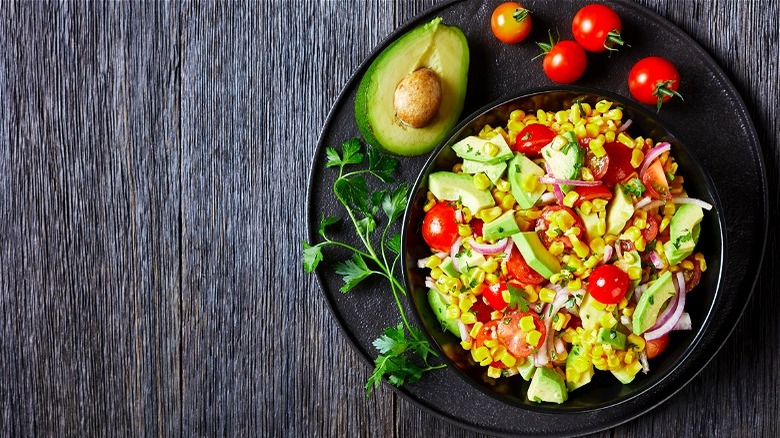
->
[0,0,777,437]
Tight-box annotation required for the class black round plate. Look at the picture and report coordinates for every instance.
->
[307,0,768,436]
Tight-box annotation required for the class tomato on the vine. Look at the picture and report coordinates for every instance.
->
[588,264,630,304]
[491,2,532,44]
[536,32,587,84]
[572,4,626,52]
[513,124,556,156]
[421,202,459,252]
[628,56,683,111]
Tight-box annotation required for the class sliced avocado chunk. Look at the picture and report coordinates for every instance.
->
[540,134,584,192]
[565,345,595,391]
[597,327,627,350]
[578,292,608,331]
[482,210,520,241]
[461,159,507,184]
[511,232,562,279]
[355,17,469,156]
[577,208,602,243]
[611,367,637,384]
[439,258,459,278]
[427,288,459,337]
[527,367,568,404]
[451,134,513,165]
[427,171,495,213]
[632,271,677,335]
[663,204,704,265]
[605,184,634,236]
[517,357,536,381]
[453,247,486,274]
[508,153,546,209]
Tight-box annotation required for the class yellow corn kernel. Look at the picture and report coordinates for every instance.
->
[459,298,473,313]
[539,287,556,303]
[569,103,582,122]
[624,350,636,364]
[624,360,643,377]
[490,345,507,361]
[481,206,503,223]
[627,334,645,351]
[510,109,526,121]
[591,344,604,357]
[458,224,472,237]
[523,285,539,303]
[429,267,443,280]
[583,122,598,138]
[493,189,506,203]
[587,237,605,254]
[584,255,601,269]
[501,193,516,210]
[517,315,535,332]
[663,203,676,216]
[495,178,511,192]
[681,260,694,270]
[423,198,436,212]
[470,322,484,338]
[480,357,493,367]
[446,305,460,320]
[471,269,486,286]
[461,312,477,325]
[460,340,472,350]
[472,346,490,362]
[566,368,581,383]
[567,278,582,291]
[486,366,502,379]
[634,217,647,230]
[602,344,614,355]
[599,312,617,329]
[605,130,615,143]
[695,253,707,272]
[483,142,499,157]
[478,125,494,138]
[660,216,671,232]
[573,239,590,258]
[501,354,517,368]
[548,240,565,256]
[526,330,542,346]
[508,119,524,133]
[462,207,473,223]
[623,226,641,242]
[520,173,539,193]
[554,110,567,123]
[484,339,499,349]
[501,288,512,304]
[580,201,594,216]
[595,100,612,113]
[591,198,609,212]
[452,163,463,173]
[425,256,442,269]
[607,355,622,370]
[627,266,642,281]
[473,173,492,191]
[480,259,498,274]
[563,190,580,208]
[622,306,634,317]
[536,109,548,123]
[631,148,645,168]
[550,312,564,331]
[617,132,634,148]
[491,310,503,320]
[634,238,646,252]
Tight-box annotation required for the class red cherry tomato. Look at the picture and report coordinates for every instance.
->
[470,218,484,237]
[588,264,630,304]
[470,300,494,323]
[585,150,610,181]
[642,159,671,200]
[641,214,660,242]
[513,124,556,156]
[628,56,682,111]
[480,281,509,311]
[491,2,533,44]
[537,34,587,84]
[535,205,584,249]
[645,334,669,358]
[573,184,613,206]
[572,4,625,52]
[421,202,459,252]
[683,255,702,291]
[497,310,546,358]
[601,142,635,186]
[506,246,545,285]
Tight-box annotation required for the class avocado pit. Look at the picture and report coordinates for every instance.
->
[393,68,442,128]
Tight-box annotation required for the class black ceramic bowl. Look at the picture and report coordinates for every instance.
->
[401,86,724,412]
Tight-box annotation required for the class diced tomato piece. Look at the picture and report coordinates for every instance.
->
[573,184,613,206]
[642,159,671,200]
[601,142,635,186]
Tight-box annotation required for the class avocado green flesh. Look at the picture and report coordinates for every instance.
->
[632,271,676,335]
[427,171,494,213]
[541,141,584,192]
[511,231,562,279]
[578,292,607,331]
[565,345,595,391]
[605,184,635,236]
[664,204,704,265]
[452,134,513,164]
[427,288,458,337]
[355,17,469,156]
[482,210,520,241]
[508,153,546,209]
[461,159,506,184]
[577,208,601,243]
[527,367,568,404]
[517,358,536,381]
[597,327,627,350]
[611,367,637,384]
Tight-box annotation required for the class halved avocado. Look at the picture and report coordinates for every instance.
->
[355,17,469,156]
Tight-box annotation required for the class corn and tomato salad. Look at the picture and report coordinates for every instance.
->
[418,99,711,402]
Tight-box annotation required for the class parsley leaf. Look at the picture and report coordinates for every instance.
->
[506,283,530,312]
[382,183,409,224]
[368,145,397,183]
[318,215,339,237]
[302,241,323,273]
[334,175,370,215]
[365,324,436,395]
[385,233,401,255]
[325,138,363,170]
[334,253,373,293]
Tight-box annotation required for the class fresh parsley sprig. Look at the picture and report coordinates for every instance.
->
[303,138,445,395]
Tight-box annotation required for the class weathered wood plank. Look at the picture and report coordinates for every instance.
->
[0,1,182,435]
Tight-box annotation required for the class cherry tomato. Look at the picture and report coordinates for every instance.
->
[513,124,556,156]
[497,310,546,358]
[585,150,609,181]
[535,205,584,249]
[645,334,669,358]
[537,33,587,84]
[573,184,613,206]
[587,264,630,304]
[601,142,635,186]
[479,281,509,311]
[683,256,702,291]
[506,246,545,285]
[491,2,532,44]
[641,214,660,242]
[421,202,459,252]
[642,159,671,200]
[470,218,484,237]
[628,56,682,111]
[572,4,626,52]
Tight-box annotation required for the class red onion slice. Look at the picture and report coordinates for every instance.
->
[672,196,713,211]
[673,312,692,331]
[639,142,671,179]
[644,282,686,341]
[640,199,667,211]
[634,196,652,209]
[539,192,558,205]
[618,118,633,132]
[538,176,603,187]
[602,244,614,264]
[647,272,687,333]
[467,237,509,255]
[455,209,463,224]
[649,251,665,269]
[457,320,471,343]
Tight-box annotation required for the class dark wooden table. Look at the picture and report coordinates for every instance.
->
[1,0,777,436]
